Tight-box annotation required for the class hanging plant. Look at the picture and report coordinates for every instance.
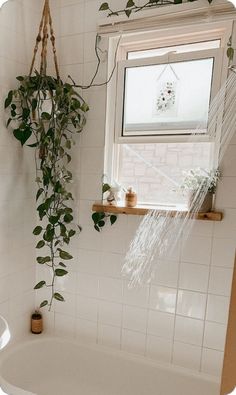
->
[5,0,89,310]
[92,182,118,231]
[99,0,213,18]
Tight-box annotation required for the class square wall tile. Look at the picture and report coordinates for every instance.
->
[211,238,235,268]
[123,305,147,333]
[122,329,146,356]
[99,277,123,303]
[78,249,101,275]
[179,262,209,292]
[153,260,179,288]
[181,235,212,265]
[177,290,207,320]
[75,318,97,344]
[203,322,227,351]
[208,267,233,296]
[123,281,149,308]
[77,273,99,298]
[54,313,75,338]
[173,342,201,371]
[59,3,84,36]
[80,147,104,175]
[206,294,230,324]
[76,295,98,322]
[149,285,177,314]
[98,324,121,349]
[214,208,236,239]
[100,252,124,279]
[147,310,175,339]
[98,300,122,327]
[216,176,236,209]
[146,335,172,363]
[201,348,224,377]
[174,316,204,346]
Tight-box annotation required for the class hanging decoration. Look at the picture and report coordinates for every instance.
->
[5,0,89,310]
[156,81,176,113]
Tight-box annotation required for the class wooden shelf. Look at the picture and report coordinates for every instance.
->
[92,203,223,221]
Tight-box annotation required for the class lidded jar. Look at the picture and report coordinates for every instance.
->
[125,187,137,208]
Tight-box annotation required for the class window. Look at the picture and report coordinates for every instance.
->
[105,22,231,207]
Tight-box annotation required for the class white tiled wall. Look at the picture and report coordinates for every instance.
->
[32,0,236,380]
[0,0,40,339]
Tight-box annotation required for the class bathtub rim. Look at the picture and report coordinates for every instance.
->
[0,334,220,386]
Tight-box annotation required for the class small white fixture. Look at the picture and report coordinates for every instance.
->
[0,316,10,350]
[0,1,8,7]
[228,388,236,394]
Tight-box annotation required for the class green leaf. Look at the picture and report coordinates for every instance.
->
[68,229,76,237]
[102,183,111,194]
[55,269,68,277]
[49,215,60,225]
[64,213,73,223]
[37,256,51,264]
[33,226,43,235]
[92,212,101,223]
[5,90,13,108]
[28,142,39,148]
[66,154,72,163]
[36,240,45,249]
[174,0,182,3]
[13,127,32,146]
[126,0,135,7]
[43,228,55,242]
[34,280,46,289]
[99,2,109,11]
[41,112,51,121]
[40,300,48,308]
[227,47,234,61]
[65,140,71,149]
[16,76,24,81]
[59,262,67,268]
[22,108,30,119]
[59,250,73,260]
[7,118,12,127]
[94,224,101,232]
[32,98,38,111]
[125,9,132,17]
[98,220,105,227]
[53,293,65,302]
[81,103,89,112]
[60,223,67,236]
[36,188,44,201]
[110,215,117,225]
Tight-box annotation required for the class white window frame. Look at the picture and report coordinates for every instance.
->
[104,20,232,187]
[115,48,223,143]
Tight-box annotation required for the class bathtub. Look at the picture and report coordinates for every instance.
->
[0,336,219,395]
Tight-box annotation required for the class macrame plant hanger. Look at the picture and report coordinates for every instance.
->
[29,0,60,79]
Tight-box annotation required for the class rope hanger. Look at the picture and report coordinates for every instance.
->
[29,0,60,79]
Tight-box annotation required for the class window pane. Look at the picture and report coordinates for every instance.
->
[123,58,213,136]
[128,40,221,60]
[117,142,213,206]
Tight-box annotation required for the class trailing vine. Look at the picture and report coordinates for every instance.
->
[92,183,117,231]
[5,73,89,310]
[99,0,213,18]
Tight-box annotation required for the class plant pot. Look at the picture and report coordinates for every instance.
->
[187,191,213,213]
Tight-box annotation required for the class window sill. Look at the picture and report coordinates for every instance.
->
[92,202,223,221]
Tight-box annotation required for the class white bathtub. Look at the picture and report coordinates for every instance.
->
[0,336,219,395]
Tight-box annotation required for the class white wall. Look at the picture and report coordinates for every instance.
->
[31,0,235,379]
[0,0,42,340]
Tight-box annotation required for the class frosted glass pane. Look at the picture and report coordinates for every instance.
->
[128,40,220,59]
[123,58,213,136]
